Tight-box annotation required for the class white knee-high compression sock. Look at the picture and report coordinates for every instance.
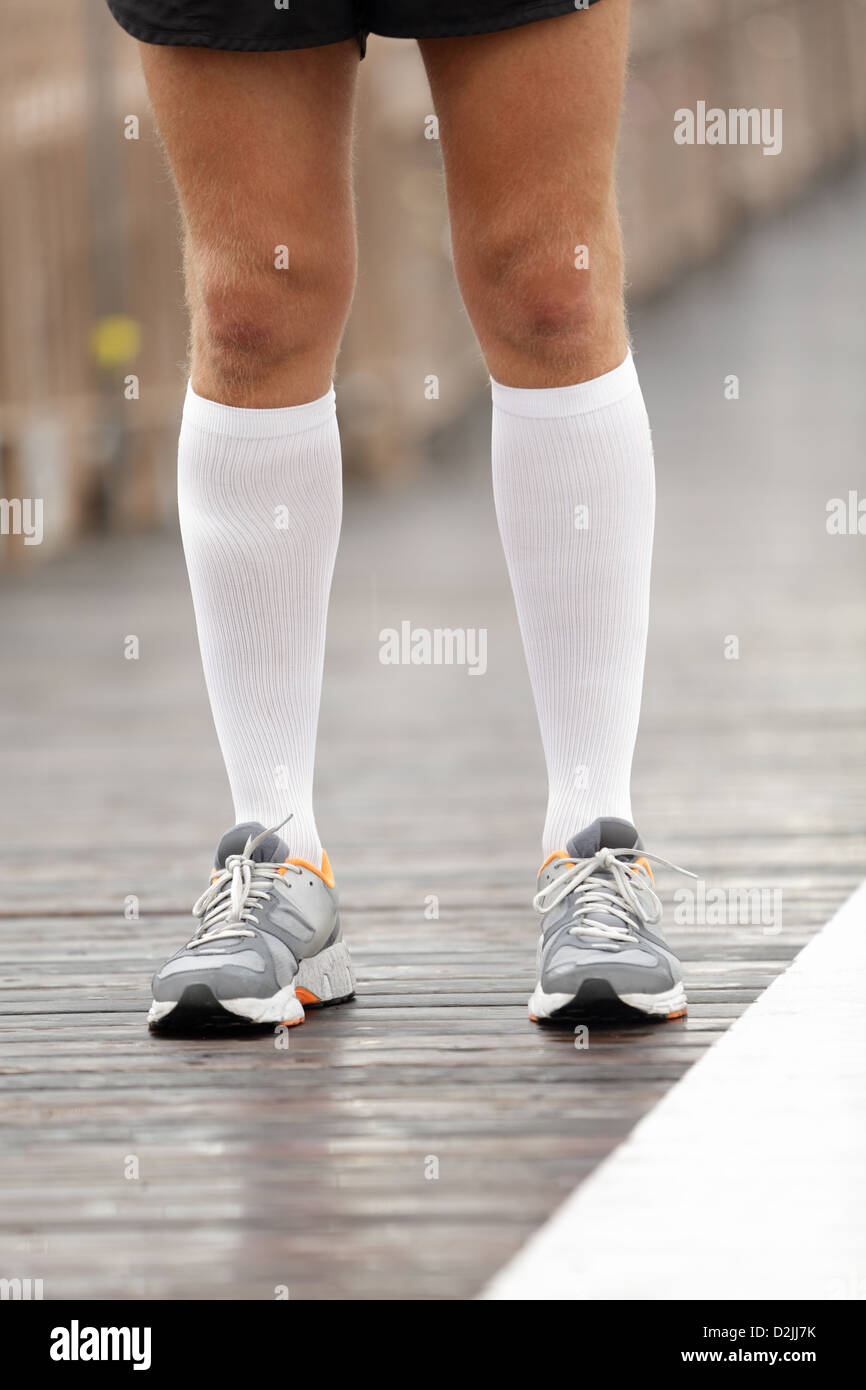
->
[178,383,342,864]
[491,351,655,856]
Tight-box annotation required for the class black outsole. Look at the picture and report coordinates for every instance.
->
[535,977,672,1028]
[302,993,355,1011]
[149,982,355,1037]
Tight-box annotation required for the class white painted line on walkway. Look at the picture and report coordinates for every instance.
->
[483,879,866,1300]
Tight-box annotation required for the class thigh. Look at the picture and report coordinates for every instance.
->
[140,42,359,253]
[418,4,631,380]
[139,42,360,399]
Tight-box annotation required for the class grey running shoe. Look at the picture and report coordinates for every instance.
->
[528,817,693,1024]
[148,821,355,1031]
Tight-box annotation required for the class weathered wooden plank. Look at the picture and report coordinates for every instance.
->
[1,170,864,1301]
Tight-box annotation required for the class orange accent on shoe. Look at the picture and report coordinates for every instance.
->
[281,1014,305,1028]
[631,855,654,883]
[538,850,653,880]
[528,1013,539,1023]
[276,849,335,888]
[667,1007,687,1020]
[295,987,321,1005]
[538,849,572,873]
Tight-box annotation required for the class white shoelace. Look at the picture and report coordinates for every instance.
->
[532,846,697,945]
[187,818,298,949]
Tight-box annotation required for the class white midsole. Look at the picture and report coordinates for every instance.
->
[148,940,355,1026]
[220,985,305,1024]
[148,999,180,1025]
[148,985,302,1026]
[529,979,687,1020]
[296,939,356,1005]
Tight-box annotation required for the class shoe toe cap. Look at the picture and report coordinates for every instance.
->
[152,944,277,1002]
[543,943,675,996]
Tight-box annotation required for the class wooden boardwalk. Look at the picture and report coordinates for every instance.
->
[1,167,864,1300]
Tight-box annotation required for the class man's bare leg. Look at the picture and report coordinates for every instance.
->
[421,8,687,1022]
[140,43,358,406]
[420,4,628,389]
[141,44,360,1029]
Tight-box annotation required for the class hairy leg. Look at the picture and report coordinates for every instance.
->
[422,8,655,851]
[140,42,359,406]
[140,43,359,857]
[419,4,629,387]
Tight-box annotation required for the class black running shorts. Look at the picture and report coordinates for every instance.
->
[106,1,603,58]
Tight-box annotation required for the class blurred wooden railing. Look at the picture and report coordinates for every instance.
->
[0,0,864,561]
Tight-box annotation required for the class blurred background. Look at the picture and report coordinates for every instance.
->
[1,0,865,1301]
[1,0,865,561]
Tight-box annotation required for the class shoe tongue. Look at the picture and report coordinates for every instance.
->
[560,818,644,939]
[566,817,641,860]
[215,822,290,868]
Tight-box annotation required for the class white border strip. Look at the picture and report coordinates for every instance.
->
[483,879,866,1300]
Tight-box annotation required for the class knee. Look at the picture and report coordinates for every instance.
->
[458,223,622,373]
[190,244,356,394]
